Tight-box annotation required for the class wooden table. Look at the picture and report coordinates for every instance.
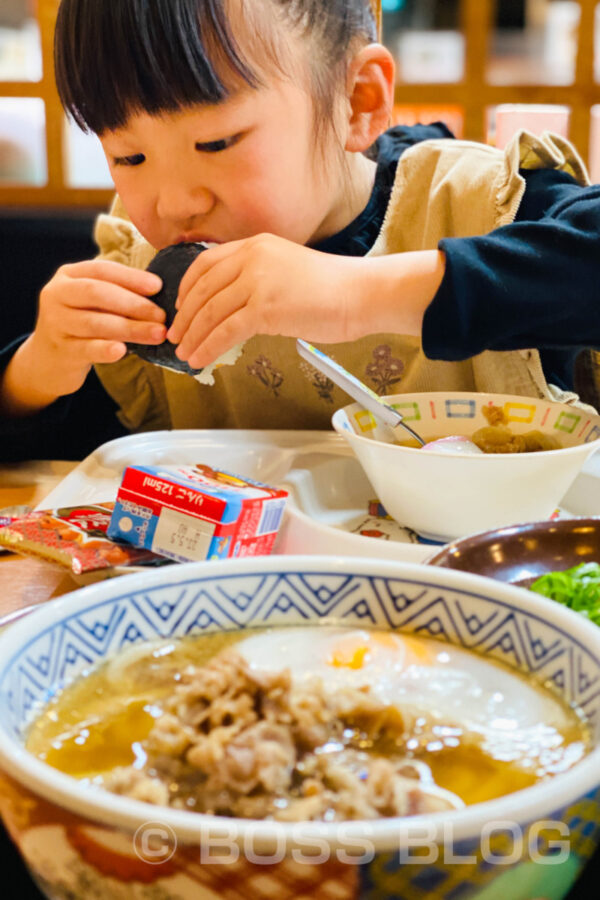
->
[0,460,80,625]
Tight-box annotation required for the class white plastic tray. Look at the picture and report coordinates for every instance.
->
[38,430,435,564]
[38,429,600,573]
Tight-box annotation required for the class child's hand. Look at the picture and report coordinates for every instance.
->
[3,260,166,413]
[167,235,368,367]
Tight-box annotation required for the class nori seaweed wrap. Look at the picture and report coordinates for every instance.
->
[127,242,207,373]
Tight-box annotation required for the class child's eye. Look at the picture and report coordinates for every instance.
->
[112,153,145,167]
[195,134,240,153]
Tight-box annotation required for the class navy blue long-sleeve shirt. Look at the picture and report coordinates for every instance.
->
[428,168,600,391]
[318,123,598,395]
[2,123,599,461]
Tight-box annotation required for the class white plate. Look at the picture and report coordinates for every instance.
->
[38,429,435,566]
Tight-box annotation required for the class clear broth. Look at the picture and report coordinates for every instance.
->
[26,628,589,811]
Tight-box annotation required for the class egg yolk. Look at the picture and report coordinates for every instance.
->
[327,632,433,670]
[329,642,369,669]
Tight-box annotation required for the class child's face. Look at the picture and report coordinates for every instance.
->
[100,77,354,251]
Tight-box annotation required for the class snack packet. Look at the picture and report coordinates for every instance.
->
[0,502,167,574]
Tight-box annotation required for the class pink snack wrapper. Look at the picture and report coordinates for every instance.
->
[0,502,167,574]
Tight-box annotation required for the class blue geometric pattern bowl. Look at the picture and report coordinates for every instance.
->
[0,555,599,900]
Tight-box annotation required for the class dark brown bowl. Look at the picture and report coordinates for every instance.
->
[426,517,600,587]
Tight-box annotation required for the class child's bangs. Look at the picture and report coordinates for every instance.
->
[54,0,259,133]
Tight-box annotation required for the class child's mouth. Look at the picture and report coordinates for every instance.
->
[175,234,220,246]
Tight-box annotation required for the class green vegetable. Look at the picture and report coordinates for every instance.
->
[529,562,600,625]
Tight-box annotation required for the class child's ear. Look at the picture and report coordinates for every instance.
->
[344,43,395,152]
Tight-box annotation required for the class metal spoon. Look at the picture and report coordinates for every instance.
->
[296,339,426,446]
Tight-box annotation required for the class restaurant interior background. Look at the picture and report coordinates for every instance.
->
[2,6,600,896]
[1,0,600,349]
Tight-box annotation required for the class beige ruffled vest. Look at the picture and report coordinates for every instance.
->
[93,130,593,433]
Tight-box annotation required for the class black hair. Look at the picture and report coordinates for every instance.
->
[54,0,377,135]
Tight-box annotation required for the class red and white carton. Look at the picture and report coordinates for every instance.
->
[108,463,288,562]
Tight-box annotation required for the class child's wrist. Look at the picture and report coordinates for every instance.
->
[360,251,446,338]
[341,257,392,341]
[0,337,82,416]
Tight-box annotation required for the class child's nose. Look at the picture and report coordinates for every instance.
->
[156,180,215,222]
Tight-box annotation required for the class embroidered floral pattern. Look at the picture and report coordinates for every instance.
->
[247,356,283,397]
[365,344,404,395]
[299,360,335,403]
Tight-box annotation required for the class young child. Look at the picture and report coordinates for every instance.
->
[2,0,600,460]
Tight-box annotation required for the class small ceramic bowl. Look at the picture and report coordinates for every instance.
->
[332,391,600,542]
[427,516,600,587]
[1,556,600,899]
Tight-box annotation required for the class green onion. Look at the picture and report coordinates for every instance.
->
[529,562,600,625]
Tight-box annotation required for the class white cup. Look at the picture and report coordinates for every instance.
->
[492,104,571,150]
[588,105,600,184]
